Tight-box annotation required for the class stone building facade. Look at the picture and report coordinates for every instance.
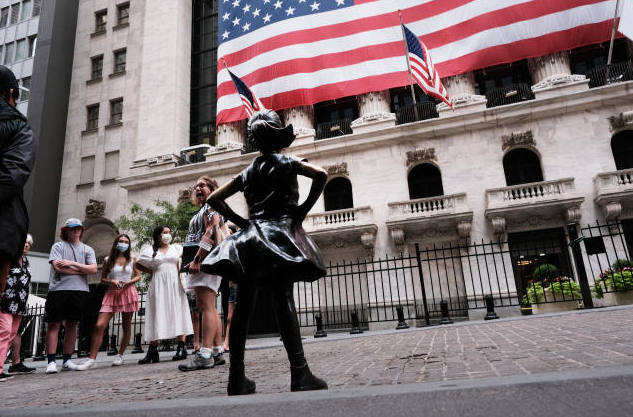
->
[56,0,633,322]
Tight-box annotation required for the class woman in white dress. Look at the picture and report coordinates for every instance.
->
[136,226,193,364]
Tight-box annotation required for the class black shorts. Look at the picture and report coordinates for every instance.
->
[44,290,88,323]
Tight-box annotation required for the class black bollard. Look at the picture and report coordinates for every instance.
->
[33,342,46,361]
[131,332,144,354]
[440,300,453,325]
[396,306,410,330]
[484,294,499,320]
[350,310,363,334]
[107,334,118,356]
[314,313,327,338]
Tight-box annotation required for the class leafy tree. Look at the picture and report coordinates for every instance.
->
[115,200,198,251]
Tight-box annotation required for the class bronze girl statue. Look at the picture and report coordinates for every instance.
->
[200,109,328,395]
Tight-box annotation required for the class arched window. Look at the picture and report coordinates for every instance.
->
[324,177,353,211]
[407,164,444,200]
[503,148,543,186]
[611,130,633,170]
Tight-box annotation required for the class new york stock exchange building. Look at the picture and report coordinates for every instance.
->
[51,0,633,335]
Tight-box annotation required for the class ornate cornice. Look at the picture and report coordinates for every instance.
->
[324,162,349,177]
[608,112,633,132]
[501,130,535,151]
[406,148,436,167]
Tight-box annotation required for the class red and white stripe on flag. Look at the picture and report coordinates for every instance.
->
[217,0,618,124]
[408,40,453,109]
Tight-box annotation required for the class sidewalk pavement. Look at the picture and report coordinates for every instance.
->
[2,305,633,412]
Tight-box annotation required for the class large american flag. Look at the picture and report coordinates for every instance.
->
[217,0,619,124]
[402,24,452,109]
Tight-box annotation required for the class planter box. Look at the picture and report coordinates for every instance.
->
[532,300,579,315]
[601,290,633,307]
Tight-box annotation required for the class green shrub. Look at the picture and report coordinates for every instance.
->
[548,280,582,300]
[611,259,632,271]
[522,282,544,305]
[532,263,559,284]
[593,270,633,298]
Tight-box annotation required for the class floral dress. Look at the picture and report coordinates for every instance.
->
[1,257,31,316]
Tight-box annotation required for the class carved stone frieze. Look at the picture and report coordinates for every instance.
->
[406,148,436,168]
[85,199,106,219]
[178,188,193,204]
[501,131,535,151]
[505,214,566,231]
[608,112,633,132]
[406,226,457,241]
[324,162,349,177]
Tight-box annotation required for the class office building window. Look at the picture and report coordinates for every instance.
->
[20,0,31,21]
[14,39,26,61]
[20,77,30,102]
[117,3,129,26]
[0,7,9,27]
[32,0,41,17]
[4,42,14,65]
[104,151,120,180]
[80,156,96,184]
[28,35,36,57]
[109,98,123,124]
[86,104,99,130]
[10,3,19,25]
[113,49,126,73]
[95,10,107,33]
[91,55,103,80]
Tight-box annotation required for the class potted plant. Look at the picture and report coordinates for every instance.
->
[592,259,633,306]
[523,274,581,314]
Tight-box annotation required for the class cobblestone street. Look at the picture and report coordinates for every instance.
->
[3,306,633,411]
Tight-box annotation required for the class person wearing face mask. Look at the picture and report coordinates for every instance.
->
[75,234,141,370]
[136,226,193,364]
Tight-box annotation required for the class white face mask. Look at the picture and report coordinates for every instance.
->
[161,233,172,244]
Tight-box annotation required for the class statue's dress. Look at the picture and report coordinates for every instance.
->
[200,152,326,285]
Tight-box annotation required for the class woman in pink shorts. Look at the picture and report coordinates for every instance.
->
[76,234,140,370]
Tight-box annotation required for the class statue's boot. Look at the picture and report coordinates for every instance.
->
[227,283,257,396]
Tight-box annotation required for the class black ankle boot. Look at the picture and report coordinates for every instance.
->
[290,364,327,392]
[172,341,187,361]
[138,344,159,364]
[227,367,256,396]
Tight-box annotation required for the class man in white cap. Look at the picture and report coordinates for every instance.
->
[0,65,36,300]
[44,218,97,373]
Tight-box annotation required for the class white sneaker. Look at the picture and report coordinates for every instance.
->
[76,359,96,371]
[61,360,79,371]
[112,354,124,366]
[45,362,58,374]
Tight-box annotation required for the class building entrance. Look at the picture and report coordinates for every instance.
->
[508,227,572,304]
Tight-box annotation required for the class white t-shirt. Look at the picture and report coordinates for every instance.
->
[48,241,96,292]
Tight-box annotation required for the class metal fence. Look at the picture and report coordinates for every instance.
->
[394,101,439,125]
[586,60,633,88]
[315,118,352,140]
[485,82,535,108]
[12,221,633,358]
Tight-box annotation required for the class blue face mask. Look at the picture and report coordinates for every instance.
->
[116,243,129,252]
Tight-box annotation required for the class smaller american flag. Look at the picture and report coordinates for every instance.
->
[402,24,453,110]
[225,64,265,118]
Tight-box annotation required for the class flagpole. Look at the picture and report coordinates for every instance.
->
[398,10,420,123]
[606,0,622,84]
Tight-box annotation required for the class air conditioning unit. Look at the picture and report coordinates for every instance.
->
[180,144,212,164]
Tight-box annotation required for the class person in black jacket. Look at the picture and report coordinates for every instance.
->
[0,65,36,300]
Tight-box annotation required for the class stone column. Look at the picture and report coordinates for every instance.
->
[283,106,315,146]
[437,72,486,115]
[528,52,588,99]
[207,120,246,160]
[351,90,395,134]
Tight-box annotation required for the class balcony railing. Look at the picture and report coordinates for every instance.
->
[315,118,352,140]
[388,193,468,221]
[395,102,439,125]
[587,60,633,88]
[486,178,577,210]
[595,168,633,195]
[304,206,373,232]
[485,83,534,108]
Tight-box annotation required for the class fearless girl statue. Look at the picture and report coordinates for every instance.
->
[200,109,328,396]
